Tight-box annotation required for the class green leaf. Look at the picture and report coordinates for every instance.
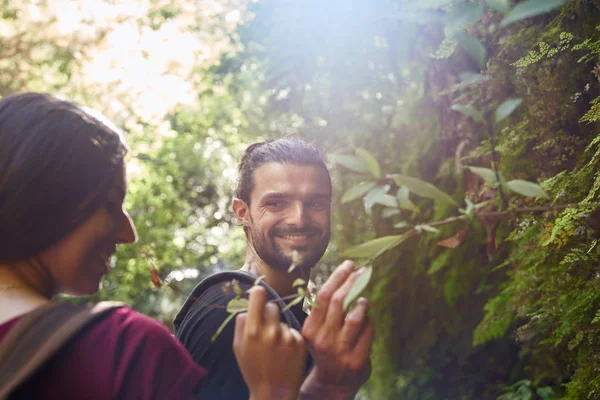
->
[485,0,510,14]
[450,103,483,122]
[382,208,401,218]
[415,224,440,233]
[467,166,498,183]
[342,181,377,204]
[452,30,487,69]
[505,179,549,199]
[445,2,482,34]
[393,174,458,206]
[394,221,411,229]
[343,267,373,310]
[355,148,382,179]
[288,250,302,272]
[397,186,417,211]
[495,98,523,123]
[211,312,237,342]
[501,0,566,27]
[329,154,369,173]
[372,194,398,208]
[342,234,412,259]
[536,387,555,400]
[282,288,305,312]
[253,275,266,285]
[226,297,249,313]
[428,250,451,275]
[233,281,243,297]
[459,72,489,85]
[293,278,306,287]
[364,185,391,211]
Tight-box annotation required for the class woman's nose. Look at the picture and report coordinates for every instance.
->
[116,209,137,244]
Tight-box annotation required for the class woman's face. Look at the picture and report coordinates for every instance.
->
[38,162,137,296]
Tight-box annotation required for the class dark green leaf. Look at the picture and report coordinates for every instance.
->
[495,98,523,123]
[445,2,482,34]
[343,267,373,310]
[450,103,483,122]
[393,174,458,206]
[342,234,412,259]
[329,154,369,173]
[467,166,498,183]
[453,31,487,69]
[355,148,381,179]
[428,250,451,275]
[505,179,549,199]
[342,181,377,203]
[485,0,510,14]
[501,0,566,27]
[536,387,555,400]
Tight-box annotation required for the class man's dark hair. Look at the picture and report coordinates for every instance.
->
[235,138,331,204]
[0,92,127,262]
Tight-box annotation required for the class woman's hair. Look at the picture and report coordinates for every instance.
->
[0,92,128,262]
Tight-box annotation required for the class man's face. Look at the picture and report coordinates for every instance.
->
[244,162,331,273]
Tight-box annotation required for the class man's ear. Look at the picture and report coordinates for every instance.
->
[232,198,251,227]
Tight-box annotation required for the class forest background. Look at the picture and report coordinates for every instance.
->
[2,0,600,398]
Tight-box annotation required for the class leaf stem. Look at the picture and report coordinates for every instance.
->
[484,106,507,209]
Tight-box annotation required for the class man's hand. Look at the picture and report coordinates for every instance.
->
[300,260,374,399]
[234,286,307,400]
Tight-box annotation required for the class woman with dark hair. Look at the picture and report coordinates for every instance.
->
[0,92,307,399]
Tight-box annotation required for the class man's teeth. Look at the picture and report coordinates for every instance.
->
[281,235,310,240]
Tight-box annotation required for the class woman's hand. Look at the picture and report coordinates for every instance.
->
[233,286,307,400]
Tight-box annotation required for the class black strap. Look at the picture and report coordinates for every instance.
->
[174,270,301,332]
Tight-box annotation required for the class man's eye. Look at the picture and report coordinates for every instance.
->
[266,201,285,209]
[309,201,328,210]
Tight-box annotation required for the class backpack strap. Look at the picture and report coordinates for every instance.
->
[174,271,300,332]
[0,301,124,399]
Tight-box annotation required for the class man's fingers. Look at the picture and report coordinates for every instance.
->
[303,260,355,336]
[246,286,267,336]
[339,297,369,350]
[323,268,364,330]
[349,318,375,366]
[264,302,280,324]
[233,312,247,353]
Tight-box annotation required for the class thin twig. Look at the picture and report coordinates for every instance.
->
[427,202,600,228]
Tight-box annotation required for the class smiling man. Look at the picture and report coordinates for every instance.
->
[175,139,373,399]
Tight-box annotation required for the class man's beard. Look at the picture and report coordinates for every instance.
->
[248,221,330,273]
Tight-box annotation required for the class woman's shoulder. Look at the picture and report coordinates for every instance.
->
[96,305,172,337]
[84,305,200,366]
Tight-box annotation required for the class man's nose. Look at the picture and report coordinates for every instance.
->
[287,202,308,227]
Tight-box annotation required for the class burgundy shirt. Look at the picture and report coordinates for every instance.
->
[0,307,206,399]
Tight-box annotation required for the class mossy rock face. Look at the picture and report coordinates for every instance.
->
[363,5,600,400]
